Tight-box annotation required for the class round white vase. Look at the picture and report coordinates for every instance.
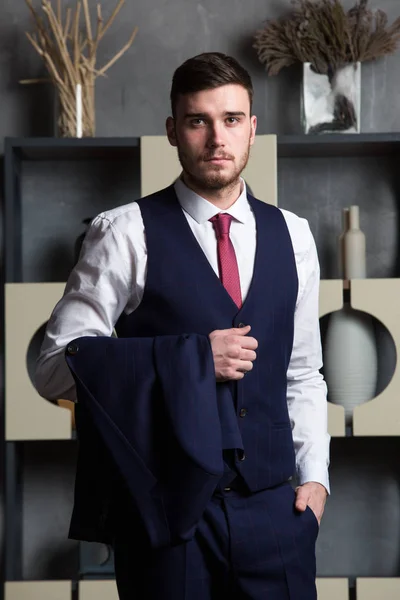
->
[324,304,378,426]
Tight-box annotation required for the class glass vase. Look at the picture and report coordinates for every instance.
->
[54,82,95,138]
[301,62,361,134]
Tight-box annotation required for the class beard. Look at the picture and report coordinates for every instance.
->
[177,140,251,192]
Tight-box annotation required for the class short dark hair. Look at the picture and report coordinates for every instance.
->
[170,52,254,117]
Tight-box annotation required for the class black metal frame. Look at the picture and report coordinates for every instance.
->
[3,132,400,595]
[2,137,140,589]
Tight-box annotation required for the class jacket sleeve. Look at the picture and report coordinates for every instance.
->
[65,334,230,548]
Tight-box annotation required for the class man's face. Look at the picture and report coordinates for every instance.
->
[166,84,257,192]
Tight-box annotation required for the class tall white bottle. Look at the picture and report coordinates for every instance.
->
[338,207,349,278]
[344,205,366,279]
[324,205,377,427]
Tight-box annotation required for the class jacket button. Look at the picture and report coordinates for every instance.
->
[239,408,248,418]
[238,450,246,462]
[224,487,231,492]
[67,343,79,355]
[238,322,246,328]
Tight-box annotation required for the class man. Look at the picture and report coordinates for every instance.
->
[36,52,330,599]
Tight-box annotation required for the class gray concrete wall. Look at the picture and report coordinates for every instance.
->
[1,0,400,144]
[1,0,400,583]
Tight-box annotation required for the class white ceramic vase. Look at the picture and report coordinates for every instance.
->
[324,205,378,426]
[324,305,378,426]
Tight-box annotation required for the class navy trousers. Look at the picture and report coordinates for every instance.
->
[113,482,318,599]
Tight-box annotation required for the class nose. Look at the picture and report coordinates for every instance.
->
[206,122,225,148]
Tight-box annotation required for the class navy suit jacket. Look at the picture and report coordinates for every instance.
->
[66,334,243,548]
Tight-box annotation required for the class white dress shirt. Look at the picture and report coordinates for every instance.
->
[35,177,330,492]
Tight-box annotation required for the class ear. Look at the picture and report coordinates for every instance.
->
[249,115,257,146]
[166,117,177,147]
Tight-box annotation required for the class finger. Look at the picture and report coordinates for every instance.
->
[231,325,251,335]
[227,371,246,381]
[237,336,258,350]
[295,488,309,512]
[239,349,257,362]
[209,326,250,339]
[236,360,254,374]
[220,368,247,381]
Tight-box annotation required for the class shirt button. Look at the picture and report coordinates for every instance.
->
[224,487,231,492]
[239,408,248,418]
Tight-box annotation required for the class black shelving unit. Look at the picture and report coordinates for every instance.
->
[3,133,400,597]
[3,137,141,588]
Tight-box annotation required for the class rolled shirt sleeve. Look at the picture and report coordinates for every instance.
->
[35,214,134,402]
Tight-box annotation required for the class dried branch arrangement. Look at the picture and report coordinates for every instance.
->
[254,0,400,76]
[21,0,138,137]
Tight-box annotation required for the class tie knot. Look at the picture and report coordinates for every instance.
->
[210,213,233,237]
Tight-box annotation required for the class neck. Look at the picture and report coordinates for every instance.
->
[181,173,242,210]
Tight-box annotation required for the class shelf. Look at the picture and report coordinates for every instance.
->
[5,283,72,441]
[357,578,400,599]
[350,279,400,436]
[4,134,278,284]
[5,581,72,600]
[278,132,400,158]
[316,578,349,600]
[319,280,346,437]
[5,136,140,161]
[5,132,400,583]
[79,581,119,599]
[320,278,400,436]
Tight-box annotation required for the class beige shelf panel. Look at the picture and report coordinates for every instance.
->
[79,580,119,600]
[319,280,346,437]
[5,283,72,441]
[5,581,71,600]
[140,135,277,206]
[316,578,349,600]
[351,279,400,435]
[357,578,400,599]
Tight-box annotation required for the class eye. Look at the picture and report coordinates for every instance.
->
[226,117,240,124]
[191,118,206,126]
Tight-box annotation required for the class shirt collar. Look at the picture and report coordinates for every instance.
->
[174,175,250,225]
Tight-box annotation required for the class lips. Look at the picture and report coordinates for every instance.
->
[204,156,232,162]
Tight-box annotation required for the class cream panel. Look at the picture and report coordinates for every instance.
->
[79,580,119,600]
[319,280,346,437]
[351,279,400,435]
[5,283,71,440]
[140,136,180,197]
[140,135,277,205]
[357,577,400,600]
[316,578,349,600]
[5,581,71,600]
[242,134,277,205]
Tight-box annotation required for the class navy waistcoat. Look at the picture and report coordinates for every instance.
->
[116,186,298,491]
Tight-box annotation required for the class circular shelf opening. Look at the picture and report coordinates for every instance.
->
[320,308,396,427]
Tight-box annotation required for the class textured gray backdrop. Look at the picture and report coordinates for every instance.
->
[1,0,400,584]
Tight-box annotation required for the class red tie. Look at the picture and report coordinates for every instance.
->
[210,213,242,308]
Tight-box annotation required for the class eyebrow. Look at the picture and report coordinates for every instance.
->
[184,111,247,119]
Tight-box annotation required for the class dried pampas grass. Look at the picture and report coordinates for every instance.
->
[254,0,400,76]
